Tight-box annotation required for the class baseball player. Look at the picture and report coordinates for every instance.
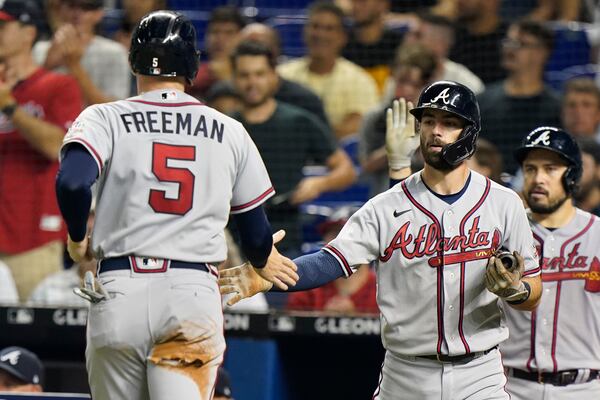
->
[220,81,542,399]
[501,127,600,399]
[54,11,297,400]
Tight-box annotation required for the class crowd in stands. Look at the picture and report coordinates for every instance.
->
[1,0,600,317]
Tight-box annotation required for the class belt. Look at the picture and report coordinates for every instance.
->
[99,256,211,274]
[418,346,497,363]
[511,368,600,386]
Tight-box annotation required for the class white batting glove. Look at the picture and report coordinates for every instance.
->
[484,251,529,302]
[386,98,419,170]
[73,270,108,304]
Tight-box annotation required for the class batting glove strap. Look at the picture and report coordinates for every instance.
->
[505,281,531,304]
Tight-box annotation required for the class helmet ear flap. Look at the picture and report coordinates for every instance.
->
[441,124,479,166]
[562,165,581,195]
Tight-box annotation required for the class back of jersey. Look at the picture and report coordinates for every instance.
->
[62,90,274,263]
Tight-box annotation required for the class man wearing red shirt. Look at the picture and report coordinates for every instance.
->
[0,0,83,301]
[287,207,379,314]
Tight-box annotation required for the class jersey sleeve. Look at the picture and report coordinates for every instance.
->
[230,126,275,214]
[61,105,112,173]
[324,201,381,277]
[503,194,540,277]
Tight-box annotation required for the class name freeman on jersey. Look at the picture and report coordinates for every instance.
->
[120,111,225,143]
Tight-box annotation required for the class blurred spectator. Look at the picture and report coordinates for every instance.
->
[0,0,83,301]
[113,0,165,96]
[231,41,356,255]
[0,261,19,304]
[28,256,96,306]
[561,78,600,142]
[500,0,582,22]
[448,0,508,84]
[33,0,131,104]
[44,0,65,35]
[342,0,405,93]
[360,43,436,195]
[187,6,246,100]
[278,2,379,140]
[205,81,241,115]
[214,367,234,400]
[240,23,329,126]
[28,211,96,307]
[404,11,484,94]
[113,0,166,49]
[0,346,44,393]
[466,138,504,184]
[575,137,600,216]
[287,206,378,314]
[478,20,560,174]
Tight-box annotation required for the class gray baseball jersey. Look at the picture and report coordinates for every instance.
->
[325,171,540,356]
[501,208,600,372]
[62,89,274,263]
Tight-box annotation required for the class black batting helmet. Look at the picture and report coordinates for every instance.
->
[129,10,200,84]
[514,126,582,195]
[410,80,481,166]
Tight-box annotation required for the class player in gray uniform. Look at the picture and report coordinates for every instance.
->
[55,11,297,400]
[501,127,600,399]
[220,81,542,399]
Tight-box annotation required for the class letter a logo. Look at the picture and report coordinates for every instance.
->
[530,130,551,146]
[431,88,451,105]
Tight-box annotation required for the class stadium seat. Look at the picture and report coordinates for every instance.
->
[267,16,307,58]
[544,22,593,90]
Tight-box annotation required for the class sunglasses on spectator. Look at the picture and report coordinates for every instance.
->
[501,38,543,50]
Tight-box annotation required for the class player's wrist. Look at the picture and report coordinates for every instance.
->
[506,281,531,304]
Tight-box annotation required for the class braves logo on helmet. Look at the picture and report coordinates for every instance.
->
[427,88,460,107]
[515,126,583,195]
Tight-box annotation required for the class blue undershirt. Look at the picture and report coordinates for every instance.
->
[420,172,472,205]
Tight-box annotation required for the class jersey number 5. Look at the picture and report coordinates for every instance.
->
[149,142,195,215]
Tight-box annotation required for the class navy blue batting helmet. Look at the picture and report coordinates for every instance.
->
[129,10,200,84]
[515,126,582,195]
[410,80,481,166]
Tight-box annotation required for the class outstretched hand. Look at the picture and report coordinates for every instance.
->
[219,230,299,306]
[386,98,419,170]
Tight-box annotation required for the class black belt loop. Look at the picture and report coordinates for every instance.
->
[99,256,211,275]
[511,368,600,386]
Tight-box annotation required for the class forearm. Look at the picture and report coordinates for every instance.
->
[322,150,357,191]
[12,108,65,160]
[506,275,542,311]
[556,0,580,21]
[67,63,115,105]
[55,145,98,241]
[272,250,345,292]
[232,206,273,268]
[334,113,362,140]
[389,167,411,181]
[361,146,388,173]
